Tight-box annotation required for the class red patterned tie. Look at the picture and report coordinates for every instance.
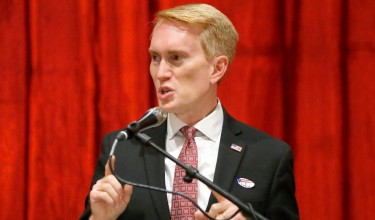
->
[171,126,198,220]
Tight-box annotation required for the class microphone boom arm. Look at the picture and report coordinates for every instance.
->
[134,132,257,219]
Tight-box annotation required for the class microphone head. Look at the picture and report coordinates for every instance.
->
[120,107,167,140]
[149,107,167,127]
[135,107,167,133]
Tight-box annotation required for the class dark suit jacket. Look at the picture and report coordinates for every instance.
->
[80,109,299,219]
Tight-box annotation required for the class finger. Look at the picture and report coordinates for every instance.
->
[105,156,116,176]
[194,210,209,220]
[95,182,122,203]
[211,189,226,203]
[208,189,236,218]
[90,189,115,205]
[98,175,124,199]
[207,203,226,218]
[221,206,240,219]
[122,184,133,204]
[216,213,226,220]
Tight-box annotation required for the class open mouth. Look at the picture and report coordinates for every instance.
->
[159,86,172,95]
[161,88,171,94]
[158,86,173,100]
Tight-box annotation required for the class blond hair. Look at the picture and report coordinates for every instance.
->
[154,4,238,63]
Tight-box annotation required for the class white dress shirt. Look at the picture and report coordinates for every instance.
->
[165,101,224,211]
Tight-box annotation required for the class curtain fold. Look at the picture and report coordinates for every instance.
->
[290,0,346,218]
[26,0,97,217]
[0,0,374,219]
[94,0,151,140]
[346,0,375,219]
[0,0,28,219]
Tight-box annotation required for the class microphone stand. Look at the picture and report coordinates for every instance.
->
[134,132,255,218]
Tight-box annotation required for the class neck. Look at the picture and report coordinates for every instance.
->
[176,98,218,125]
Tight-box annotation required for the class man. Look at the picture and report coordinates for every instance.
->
[80,3,299,220]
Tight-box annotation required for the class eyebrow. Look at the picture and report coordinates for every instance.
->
[149,49,188,56]
[148,49,157,54]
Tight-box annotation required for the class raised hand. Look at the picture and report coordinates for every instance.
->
[194,190,248,220]
[89,156,133,220]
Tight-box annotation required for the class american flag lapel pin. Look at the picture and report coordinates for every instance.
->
[230,143,242,152]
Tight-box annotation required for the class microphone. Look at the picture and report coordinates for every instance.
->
[116,107,167,141]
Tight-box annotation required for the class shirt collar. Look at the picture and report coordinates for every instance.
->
[167,100,224,141]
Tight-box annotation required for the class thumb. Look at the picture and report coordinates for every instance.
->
[122,184,133,204]
[105,156,116,176]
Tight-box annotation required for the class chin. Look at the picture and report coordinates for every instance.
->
[158,102,178,113]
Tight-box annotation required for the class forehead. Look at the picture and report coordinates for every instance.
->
[153,19,202,34]
[149,20,203,52]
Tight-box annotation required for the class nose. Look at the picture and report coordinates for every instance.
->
[154,59,172,81]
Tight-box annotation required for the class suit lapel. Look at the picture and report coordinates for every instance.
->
[141,110,246,215]
[207,110,246,209]
[143,122,171,219]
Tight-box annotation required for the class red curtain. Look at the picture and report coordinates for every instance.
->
[0,0,374,219]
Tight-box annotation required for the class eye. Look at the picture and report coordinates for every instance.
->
[150,54,161,62]
[171,54,182,61]
[169,54,185,65]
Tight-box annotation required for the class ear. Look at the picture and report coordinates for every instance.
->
[210,55,229,85]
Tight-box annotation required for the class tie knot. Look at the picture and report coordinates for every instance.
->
[180,126,196,139]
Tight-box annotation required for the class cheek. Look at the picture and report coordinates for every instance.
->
[181,71,211,95]
[191,67,212,85]
[149,66,157,81]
